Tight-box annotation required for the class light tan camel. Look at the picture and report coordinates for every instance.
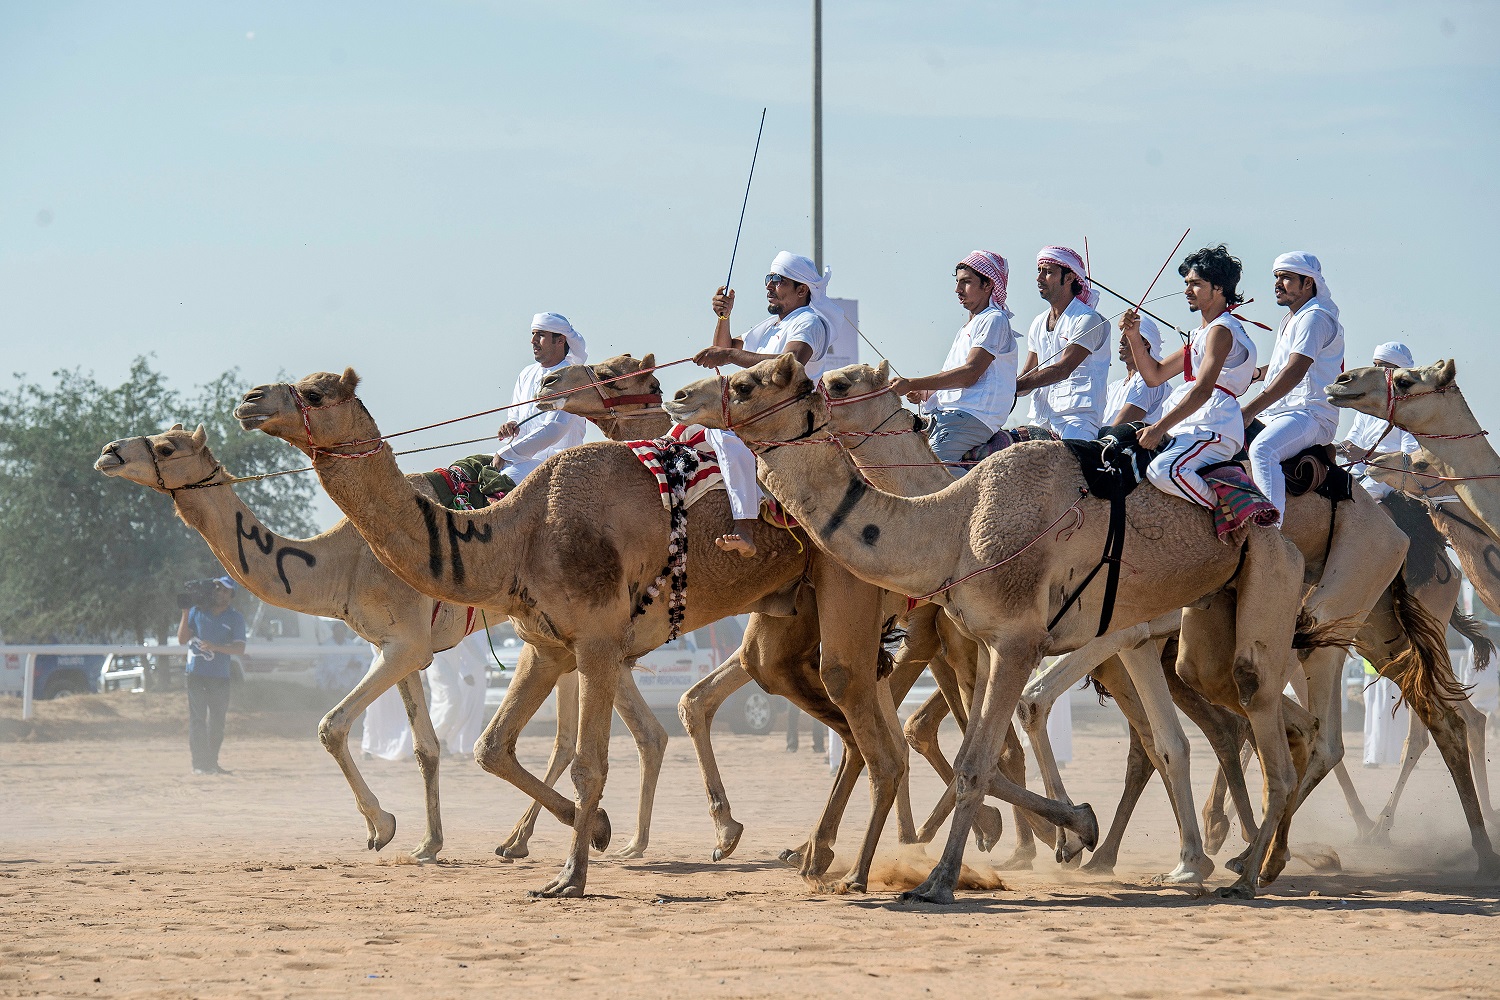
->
[822,361,1497,881]
[235,369,904,898]
[1330,360,1500,541]
[667,354,1323,901]
[95,425,470,861]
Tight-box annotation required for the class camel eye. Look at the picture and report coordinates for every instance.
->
[829,378,849,394]
[649,381,661,395]
[155,444,173,457]
[304,390,323,405]
[731,380,755,399]
[1393,377,1413,392]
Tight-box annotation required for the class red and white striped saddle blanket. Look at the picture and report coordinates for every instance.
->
[626,424,725,510]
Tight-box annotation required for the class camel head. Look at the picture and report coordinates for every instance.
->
[94,423,219,493]
[536,353,660,419]
[1363,449,1456,499]
[235,368,372,457]
[820,361,912,435]
[1327,359,1459,431]
[664,353,817,444]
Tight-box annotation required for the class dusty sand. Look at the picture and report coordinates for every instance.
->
[2,690,1497,998]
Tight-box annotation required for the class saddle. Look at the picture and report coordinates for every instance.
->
[423,454,513,511]
[1241,420,1354,503]
[960,424,1058,465]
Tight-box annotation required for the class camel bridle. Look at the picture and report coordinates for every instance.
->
[287,384,387,460]
[130,438,226,496]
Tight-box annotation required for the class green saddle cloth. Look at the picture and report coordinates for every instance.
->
[423,454,514,511]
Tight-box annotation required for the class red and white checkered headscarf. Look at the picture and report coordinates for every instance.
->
[1036,246,1099,308]
[959,251,1010,314]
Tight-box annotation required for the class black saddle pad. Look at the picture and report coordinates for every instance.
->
[1240,419,1354,503]
[1063,422,1158,502]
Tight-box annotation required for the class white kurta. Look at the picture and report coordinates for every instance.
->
[741,305,833,378]
[1025,297,1111,433]
[427,634,491,756]
[1259,298,1344,438]
[921,305,1019,432]
[1343,411,1420,500]
[494,356,588,482]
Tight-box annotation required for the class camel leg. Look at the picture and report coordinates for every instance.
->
[902,632,1096,905]
[1458,697,1499,825]
[1367,709,1427,845]
[1081,720,1156,875]
[1330,760,1377,840]
[475,644,608,847]
[316,643,429,853]
[395,671,445,862]
[529,641,621,899]
[608,660,669,859]
[1290,646,1351,813]
[1163,662,1258,854]
[496,669,578,859]
[677,651,752,861]
[1405,699,1500,877]
[875,674,919,845]
[780,738,865,875]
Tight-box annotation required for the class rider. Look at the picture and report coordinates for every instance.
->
[491,312,588,483]
[888,251,1018,470]
[1125,245,1260,511]
[693,252,848,556]
[1336,342,1420,500]
[1015,246,1111,440]
[1104,313,1170,426]
[1240,252,1346,518]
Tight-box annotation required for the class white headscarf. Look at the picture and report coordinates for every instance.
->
[1137,314,1164,362]
[1373,341,1414,368]
[531,312,588,365]
[768,251,853,349]
[1272,252,1337,319]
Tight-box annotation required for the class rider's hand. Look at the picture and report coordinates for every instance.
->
[496,421,519,439]
[1137,421,1166,452]
[694,346,736,368]
[713,286,735,318]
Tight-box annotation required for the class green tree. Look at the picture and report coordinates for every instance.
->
[0,358,317,643]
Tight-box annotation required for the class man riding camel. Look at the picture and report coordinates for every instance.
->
[491,312,588,483]
[1015,246,1112,441]
[693,251,848,556]
[1123,245,1260,510]
[1336,341,1420,500]
[1240,252,1346,518]
[1104,313,1170,426]
[888,251,1018,470]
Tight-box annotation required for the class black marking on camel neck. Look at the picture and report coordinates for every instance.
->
[861,524,880,546]
[821,476,868,536]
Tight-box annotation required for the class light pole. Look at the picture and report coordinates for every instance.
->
[812,0,823,272]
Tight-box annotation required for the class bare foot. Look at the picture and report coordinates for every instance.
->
[714,533,757,557]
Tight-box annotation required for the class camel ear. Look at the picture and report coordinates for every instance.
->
[169,422,184,431]
[640,352,655,369]
[1436,359,1456,388]
[191,424,207,448]
[340,367,361,394]
[874,359,891,386]
[769,352,799,387]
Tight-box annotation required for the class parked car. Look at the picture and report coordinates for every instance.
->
[0,652,103,700]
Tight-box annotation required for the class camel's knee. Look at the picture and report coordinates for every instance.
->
[473,730,514,778]
[569,757,608,805]
[819,661,852,701]
[318,714,350,755]
[677,694,707,734]
[903,712,938,755]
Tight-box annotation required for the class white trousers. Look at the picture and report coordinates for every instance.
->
[703,428,763,520]
[1146,430,1238,508]
[1248,411,1331,517]
[361,682,413,761]
[427,636,490,755]
[1363,675,1408,766]
[1038,413,1101,441]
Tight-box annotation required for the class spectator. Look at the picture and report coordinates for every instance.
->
[177,577,245,775]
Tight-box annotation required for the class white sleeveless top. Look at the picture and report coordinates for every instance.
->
[1161,312,1258,449]
[1260,298,1344,435]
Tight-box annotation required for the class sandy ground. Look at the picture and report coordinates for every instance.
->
[2,690,1498,999]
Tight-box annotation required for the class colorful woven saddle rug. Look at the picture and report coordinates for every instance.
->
[1200,465,1280,543]
[626,424,724,510]
[960,424,1060,465]
[422,454,513,511]
[760,495,798,529]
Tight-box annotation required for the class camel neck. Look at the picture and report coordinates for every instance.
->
[1404,389,1500,539]
[755,433,952,599]
[597,410,673,441]
[172,483,345,618]
[834,413,956,497]
[312,443,528,611]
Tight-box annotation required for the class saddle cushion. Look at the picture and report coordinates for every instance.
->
[960,423,1058,465]
[626,425,724,510]
[1241,420,1354,502]
[423,454,513,511]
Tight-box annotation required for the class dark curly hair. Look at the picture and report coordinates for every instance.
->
[1178,244,1245,307]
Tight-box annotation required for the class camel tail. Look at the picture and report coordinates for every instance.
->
[1385,571,1470,717]
[1292,611,1363,653]
[877,617,906,681]
[1449,606,1494,670]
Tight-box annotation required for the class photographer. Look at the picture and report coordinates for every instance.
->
[176,577,246,776]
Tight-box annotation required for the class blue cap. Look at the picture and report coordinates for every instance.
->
[213,576,236,591]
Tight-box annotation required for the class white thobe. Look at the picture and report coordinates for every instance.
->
[1363,674,1408,766]
[494,357,588,482]
[427,634,491,755]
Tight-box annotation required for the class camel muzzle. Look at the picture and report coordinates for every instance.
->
[94,445,125,474]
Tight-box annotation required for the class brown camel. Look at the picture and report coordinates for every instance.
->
[667,354,1324,901]
[820,361,1497,883]
[1330,360,1500,541]
[536,353,1010,864]
[235,368,904,897]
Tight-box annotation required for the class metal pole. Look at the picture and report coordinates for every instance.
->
[812,0,823,271]
[21,652,36,720]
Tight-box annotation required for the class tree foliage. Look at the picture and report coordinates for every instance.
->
[0,358,318,643]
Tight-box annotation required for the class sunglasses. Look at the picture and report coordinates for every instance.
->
[763,274,787,287]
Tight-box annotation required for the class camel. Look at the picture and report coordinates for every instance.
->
[667,354,1330,901]
[235,368,905,898]
[94,425,473,861]
[1329,360,1500,542]
[818,361,1497,879]
[535,353,1017,865]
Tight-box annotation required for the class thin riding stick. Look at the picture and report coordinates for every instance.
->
[723,108,767,298]
[1134,228,1190,315]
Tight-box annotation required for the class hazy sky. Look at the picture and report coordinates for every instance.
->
[4,2,1497,528]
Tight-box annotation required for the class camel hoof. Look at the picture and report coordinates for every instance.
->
[410,845,441,864]
[834,877,866,895]
[589,810,613,853]
[778,848,803,868]
[712,820,745,862]
[1155,857,1215,885]
[800,843,836,880]
[1074,803,1099,851]
[496,842,530,860]
[972,805,1004,853]
[996,848,1036,872]
[1080,855,1116,876]
[1477,856,1500,882]
[1203,813,1231,855]
[1055,830,1086,866]
[1214,881,1256,900]
[528,882,585,899]
[1225,851,1248,876]
[611,842,646,860]
[898,883,955,906]
[368,811,396,852]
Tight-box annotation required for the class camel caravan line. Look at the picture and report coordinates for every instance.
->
[92,352,1500,902]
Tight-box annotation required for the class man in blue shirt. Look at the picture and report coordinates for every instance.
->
[177,577,246,775]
